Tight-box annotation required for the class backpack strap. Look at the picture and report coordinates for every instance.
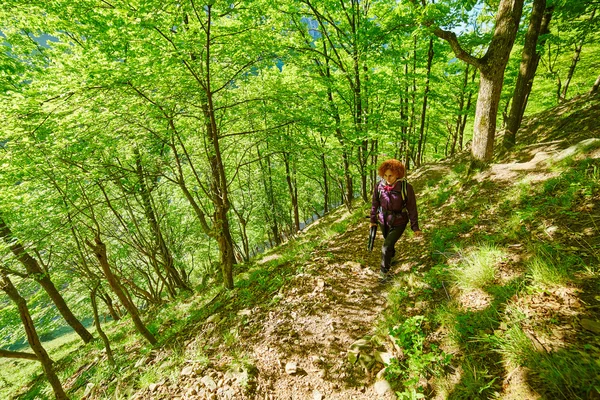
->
[378,179,408,214]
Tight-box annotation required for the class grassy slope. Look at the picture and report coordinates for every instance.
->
[380,94,600,399]
[3,94,599,399]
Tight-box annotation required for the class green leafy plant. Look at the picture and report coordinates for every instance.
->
[386,316,451,397]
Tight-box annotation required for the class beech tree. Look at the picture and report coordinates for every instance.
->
[422,0,525,162]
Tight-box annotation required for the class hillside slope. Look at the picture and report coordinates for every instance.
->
[9,94,600,400]
[127,94,599,400]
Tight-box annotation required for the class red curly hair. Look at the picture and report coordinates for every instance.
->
[378,159,405,179]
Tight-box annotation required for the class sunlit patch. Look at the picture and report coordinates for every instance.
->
[457,288,492,311]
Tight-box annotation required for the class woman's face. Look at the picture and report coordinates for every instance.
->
[383,169,398,185]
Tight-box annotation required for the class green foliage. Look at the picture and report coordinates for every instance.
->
[526,244,571,287]
[386,316,451,397]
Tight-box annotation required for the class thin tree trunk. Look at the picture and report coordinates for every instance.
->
[86,235,157,345]
[257,145,281,245]
[591,74,600,94]
[407,36,418,170]
[504,0,553,148]
[561,7,596,101]
[283,152,300,233]
[320,152,329,214]
[99,291,121,321]
[0,217,94,344]
[451,64,469,155]
[417,38,434,167]
[402,61,410,166]
[202,5,236,289]
[459,68,477,151]
[0,271,68,399]
[90,284,115,365]
[134,148,187,293]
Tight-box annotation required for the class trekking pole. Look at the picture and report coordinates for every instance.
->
[367,225,377,251]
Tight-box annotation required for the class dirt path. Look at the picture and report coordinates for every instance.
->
[130,212,426,400]
[237,221,401,399]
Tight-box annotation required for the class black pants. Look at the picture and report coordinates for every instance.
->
[380,223,407,273]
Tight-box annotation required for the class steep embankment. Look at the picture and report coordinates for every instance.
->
[44,94,599,400]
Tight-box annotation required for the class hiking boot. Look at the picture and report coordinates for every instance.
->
[379,270,394,284]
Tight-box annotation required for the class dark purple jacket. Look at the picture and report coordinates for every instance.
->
[370,180,420,231]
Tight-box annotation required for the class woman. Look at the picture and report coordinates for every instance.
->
[370,159,422,282]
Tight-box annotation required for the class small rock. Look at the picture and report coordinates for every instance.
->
[201,375,217,392]
[374,380,393,395]
[285,362,297,375]
[581,319,600,334]
[83,382,94,398]
[181,365,195,377]
[237,309,252,316]
[148,383,159,392]
[317,279,325,287]
[313,389,323,400]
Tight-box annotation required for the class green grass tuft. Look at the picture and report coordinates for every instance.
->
[452,244,504,290]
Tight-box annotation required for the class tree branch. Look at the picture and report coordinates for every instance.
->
[432,27,481,68]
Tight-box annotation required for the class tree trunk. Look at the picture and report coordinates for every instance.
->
[472,69,505,161]
[459,68,477,151]
[320,152,329,214]
[451,64,470,156]
[402,61,410,166]
[417,38,434,167]
[342,152,353,209]
[90,284,115,365]
[504,0,553,148]
[407,36,418,170]
[257,145,281,245]
[134,148,187,293]
[591,74,600,94]
[86,235,157,345]
[0,270,68,400]
[202,5,236,289]
[283,152,300,233]
[99,291,121,321]
[0,217,94,344]
[561,7,596,101]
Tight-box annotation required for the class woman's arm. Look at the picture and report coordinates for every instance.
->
[405,183,420,232]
